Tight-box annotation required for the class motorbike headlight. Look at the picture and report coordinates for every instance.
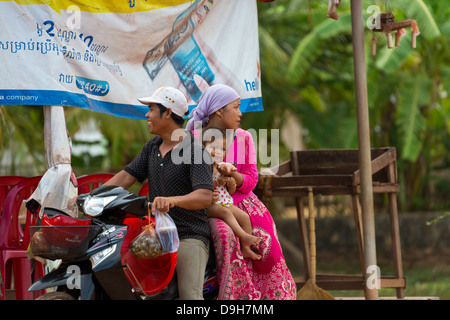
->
[90,244,116,269]
[83,195,116,217]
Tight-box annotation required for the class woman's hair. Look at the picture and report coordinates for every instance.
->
[156,103,188,127]
[201,127,226,147]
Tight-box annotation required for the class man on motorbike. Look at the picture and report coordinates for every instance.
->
[104,86,214,300]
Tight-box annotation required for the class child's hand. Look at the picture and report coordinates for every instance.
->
[217,162,237,176]
[226,177,237,195]
[212,190,220,203]
[216,176,228,186]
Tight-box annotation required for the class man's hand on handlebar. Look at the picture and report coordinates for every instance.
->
[152,196,176,214]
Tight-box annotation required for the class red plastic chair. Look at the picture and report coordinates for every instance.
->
[77,173,115,194]
[0,176,45,300]
[0,176,27,295]
[0,176,27,218]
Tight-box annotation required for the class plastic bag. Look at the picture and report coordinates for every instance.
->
[155,210,179,253]
[129,221,162,259]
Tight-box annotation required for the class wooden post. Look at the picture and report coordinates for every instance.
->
[350,0,378,300]
[291,151,311,279]
[387,158,405,298]
[351,194,365,276]
[386,32,393,48]
[395,31,401,47]
[371,37,377,56]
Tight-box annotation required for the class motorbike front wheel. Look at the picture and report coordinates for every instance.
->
[36,292,75,300]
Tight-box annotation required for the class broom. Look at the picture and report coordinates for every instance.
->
[297,187,335,300]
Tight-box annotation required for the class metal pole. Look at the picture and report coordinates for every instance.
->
[350,0,379,300]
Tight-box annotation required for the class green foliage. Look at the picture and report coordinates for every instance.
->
[395,0,441,39]
[426,212,450,226]
[252,0,450,211]
[64,107,152,173]
[287,12,352,83]
[395,74,428,162]
[0,105,45,175]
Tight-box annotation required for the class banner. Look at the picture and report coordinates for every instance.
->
[0,0,263,119]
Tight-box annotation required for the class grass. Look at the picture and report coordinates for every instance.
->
[299,253,450,300]
[399,264,450,299]
[327,265,450,300]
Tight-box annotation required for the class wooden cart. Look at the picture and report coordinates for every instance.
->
[257,147,406,298]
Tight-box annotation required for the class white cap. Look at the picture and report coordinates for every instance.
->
[138,87,188,117]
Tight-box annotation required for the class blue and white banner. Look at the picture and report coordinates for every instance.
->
[0,0,263,119]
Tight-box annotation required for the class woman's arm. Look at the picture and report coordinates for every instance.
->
[222,129,259,193]
[233,162,258,193]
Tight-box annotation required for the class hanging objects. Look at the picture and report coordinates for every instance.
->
[327,0,341,20]
[370,12,420,56]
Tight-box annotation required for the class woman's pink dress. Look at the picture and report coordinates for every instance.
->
[209,128,297,300]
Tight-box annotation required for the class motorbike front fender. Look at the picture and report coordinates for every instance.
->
[29,263,95,300]
[29,265,72,291]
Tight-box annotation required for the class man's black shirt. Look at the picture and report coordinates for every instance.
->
[125,132,214,245]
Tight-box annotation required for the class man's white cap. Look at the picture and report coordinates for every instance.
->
[138,87,188,117]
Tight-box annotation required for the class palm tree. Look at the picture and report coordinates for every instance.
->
[368,0,450,210]
[254,1,360,151]
[0,105,151,176]
[254,0,449,211]
[0,105,45,175]
[63,107,151,173]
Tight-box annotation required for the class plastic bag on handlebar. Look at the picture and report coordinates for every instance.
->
[129,207,162,259]
[155,209,179,254]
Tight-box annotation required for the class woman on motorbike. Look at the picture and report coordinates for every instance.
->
[186,84,297,300]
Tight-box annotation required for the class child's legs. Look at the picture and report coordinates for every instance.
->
[207,204,247,239]
[209,205,261,260]
[228,205,252,235]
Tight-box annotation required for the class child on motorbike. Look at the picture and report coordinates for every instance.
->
[202,127,261,260]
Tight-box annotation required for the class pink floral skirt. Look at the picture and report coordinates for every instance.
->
[209,194,297,300]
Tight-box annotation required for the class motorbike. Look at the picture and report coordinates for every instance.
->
[28,185,218,300]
